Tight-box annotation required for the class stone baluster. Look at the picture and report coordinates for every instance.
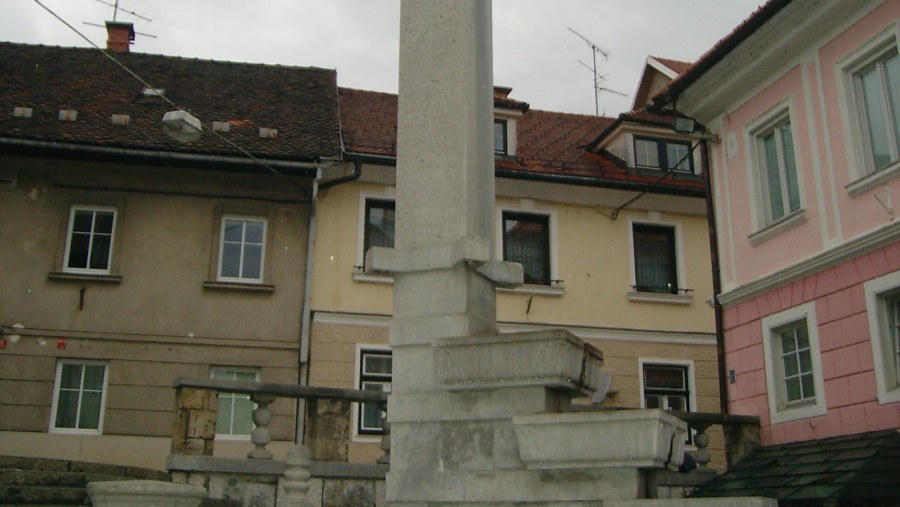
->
[690,423,714,473]
[247,392,277,459]
[377,416,391,465]
[278,445,314,507]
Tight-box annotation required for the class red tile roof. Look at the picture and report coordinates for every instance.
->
[0,43,341,162]
[339,88,704,195]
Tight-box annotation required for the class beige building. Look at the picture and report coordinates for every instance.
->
[1,33,724,472]
[0,39,340,470]
[311,81,724,464]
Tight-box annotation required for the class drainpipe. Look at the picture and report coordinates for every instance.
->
[295,161,362,444]
[700,140,729,414]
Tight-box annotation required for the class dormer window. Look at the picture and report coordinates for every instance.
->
[634,136,693,173]
[494,119,508,155]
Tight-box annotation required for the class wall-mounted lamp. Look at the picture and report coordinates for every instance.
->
[673,117,696,134]
[162,110,202,143]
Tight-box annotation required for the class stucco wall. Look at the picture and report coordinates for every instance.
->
[724,241,900,445]
[0,157,308,465]
[710,1,900,292]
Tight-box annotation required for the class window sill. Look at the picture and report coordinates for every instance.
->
[876,387,900,406]
[498,284,564,297]
[770,398,826,425]
[748,209,807,246]
[49,427,103,435]
[627,291,692,305]
[48,272,122,284]
[203,281,275,293]
[352,272,394,284]
[846,160,900,196]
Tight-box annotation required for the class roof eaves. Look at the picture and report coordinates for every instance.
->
[649,0,792,112]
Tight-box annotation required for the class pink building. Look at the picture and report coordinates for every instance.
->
[655,0,900,448]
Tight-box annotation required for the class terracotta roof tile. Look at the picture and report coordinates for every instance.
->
[338,88,703,195]
[0,43,341,161]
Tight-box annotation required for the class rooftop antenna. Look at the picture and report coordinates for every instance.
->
[82,0,157,39]
[568,27,626,116]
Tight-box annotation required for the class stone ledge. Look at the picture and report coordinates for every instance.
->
[434,329,604,396]
[166,455,387,481]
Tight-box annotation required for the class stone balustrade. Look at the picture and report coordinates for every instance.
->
[171,377,389,463]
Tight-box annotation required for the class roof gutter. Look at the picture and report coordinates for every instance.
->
[494,168,705,198]
[0,137,322,175]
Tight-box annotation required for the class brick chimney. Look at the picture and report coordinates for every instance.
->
[105,21,135,53]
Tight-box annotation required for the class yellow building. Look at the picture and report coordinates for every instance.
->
[309,84,722,463]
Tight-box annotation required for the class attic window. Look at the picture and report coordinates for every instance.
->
[13,107,33,118]
[259,128,278,139]
[142,88,165,97]
[494,119,508,154]
[58,110,78,122]
[212,121,231,133]
[111,114,130,126]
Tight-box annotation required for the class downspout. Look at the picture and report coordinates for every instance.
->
[700,140,729,414]
[296,168,321,444]
[295,161,362,444]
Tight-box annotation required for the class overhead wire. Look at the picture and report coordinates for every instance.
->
[32,0,313,195]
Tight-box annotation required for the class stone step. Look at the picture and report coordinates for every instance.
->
[0,484,89,505]
[0,455,169,481]
[0,469,130,488]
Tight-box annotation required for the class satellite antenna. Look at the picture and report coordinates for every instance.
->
[568,27,627,116]
[82,0,157,39]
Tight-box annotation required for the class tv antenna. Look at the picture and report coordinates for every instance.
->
[83,0,157,39]
[568,27,626,116]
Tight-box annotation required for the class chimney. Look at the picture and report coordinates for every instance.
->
[105,21,135,53]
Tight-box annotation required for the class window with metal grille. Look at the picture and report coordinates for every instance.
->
[502,211,550,285]
[632,224,678,294]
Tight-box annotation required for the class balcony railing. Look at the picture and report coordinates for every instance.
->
[170,377,389,463]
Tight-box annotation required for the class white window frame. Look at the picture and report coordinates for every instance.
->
[49,359,109,435]
[210,367,260,440]
[761,301,827,424]
[352,345,392,442]
[217,215,267,284]
[865,270,900,405]
[355,189,396,282]
[495,201,560,295]
[745,102,803,232]
[62,205,117,275]
[837,23,900,193]
[626,215,690,304]
[638,358,697,413]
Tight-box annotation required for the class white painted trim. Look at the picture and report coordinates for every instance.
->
[760,301,827,425]
[835,21,900,182]
[626,214,688,297]
[49,359,109,435]
[312,312,392,328]
[743,98,805,233]
[216,215,267,284]
[495,200,559,285]
[864,270,900,405]
[719,220,900,307]
[355,188,396,269]
[62,205,118,276]
[311,311,717,346]
[800,48,833,250]
[637,357,698,414]
[352,344,392,443]
[747,209,807,246]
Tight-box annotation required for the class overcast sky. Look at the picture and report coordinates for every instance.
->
[3,0,763,116]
